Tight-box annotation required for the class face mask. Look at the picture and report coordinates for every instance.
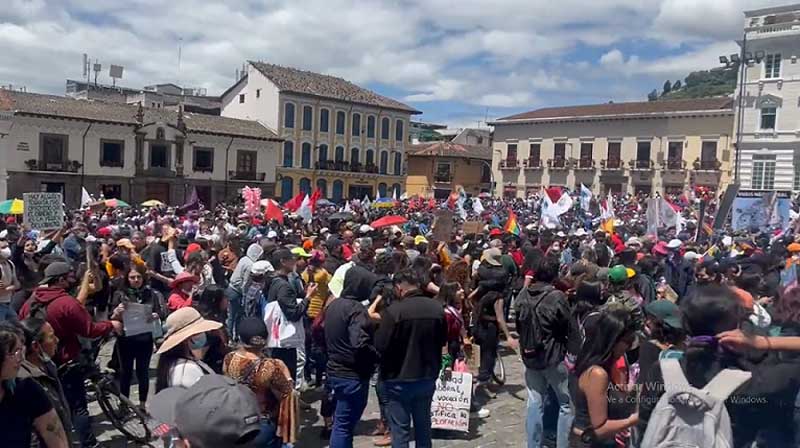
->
[0,247,10,259]
[189,332,208,350]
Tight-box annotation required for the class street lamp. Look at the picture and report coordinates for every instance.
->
[720,31,755,185]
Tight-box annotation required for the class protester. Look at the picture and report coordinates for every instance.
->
[155,307,221,391]
[0,237,20,322]
[166,271,199,312]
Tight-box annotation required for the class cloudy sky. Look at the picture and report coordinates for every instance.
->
[0,0,787,127]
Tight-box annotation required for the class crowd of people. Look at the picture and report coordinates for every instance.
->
[0,187,799,448]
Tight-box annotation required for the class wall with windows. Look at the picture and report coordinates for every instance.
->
[406,155,491,197]
[219,65,281,130]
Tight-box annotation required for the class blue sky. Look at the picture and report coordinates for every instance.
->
[0,0,787,128]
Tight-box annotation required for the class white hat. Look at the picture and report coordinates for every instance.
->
[667,239,682,249]
[574,228,587,237]
[320,227,330,234]
[722,235,733,247]
[266,230,277,239]
[556,231,566,238]
[359,224,373,234]
[251,260,273,276]
[683,251,701,261]
[626,237,642,247]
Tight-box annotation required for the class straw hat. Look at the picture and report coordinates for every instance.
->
[157,307,222,354]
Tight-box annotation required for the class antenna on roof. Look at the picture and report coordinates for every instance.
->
[82,54,89,82]
[92,60,102,86]
[177,37,183,92]
[109,64,124,87]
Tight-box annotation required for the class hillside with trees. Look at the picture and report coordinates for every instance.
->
[647,64,738,101]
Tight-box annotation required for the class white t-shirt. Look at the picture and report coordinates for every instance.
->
[168,359,213,389]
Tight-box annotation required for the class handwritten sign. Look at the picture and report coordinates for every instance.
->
[431,209,454,242]
[23,192,63,230]
[462,221,483,235]
[430,372,472,432]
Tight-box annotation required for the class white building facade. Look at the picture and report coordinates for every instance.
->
[736,4,800,192]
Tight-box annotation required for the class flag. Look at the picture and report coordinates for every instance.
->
[400,192,408,201]
[178,187,200,214]
[580,184,592,211]
[81,187,92,207]
[393,188,398,201]
[504,209,520,236]
[343,200,351,213]
[599,192,615,234]
[297,194,312,223]
[456,189,467,219]
[549,191,574,216]
[264,199,284,225]
[309,189,322,213]
[545,186,562,203]
[362,195,371,209]
[284,193,304,212]
[473,198,485,214]
[658,197,682,231]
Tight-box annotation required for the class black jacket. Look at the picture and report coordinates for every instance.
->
[476,263,509,293]
[266,273,307,322]
[375,290,447,382]
[324,296,378,380]
[663,256,694,301]
[515,282,570,369]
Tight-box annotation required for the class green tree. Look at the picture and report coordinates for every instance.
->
[673,80,682,90]
[647,89,658,101]
[662,80,672,95]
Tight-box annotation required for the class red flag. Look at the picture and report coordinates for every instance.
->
[309,189,322,213]
[546,186,562,203]
[265,199,284,224]
[284,193,304,212]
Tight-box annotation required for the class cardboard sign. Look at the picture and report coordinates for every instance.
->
[431,372,473,433]
[731,189,792,231]
[431,209,454,242]
[23,192,64,230]
[713,184,739,230]
[462,220,483,235]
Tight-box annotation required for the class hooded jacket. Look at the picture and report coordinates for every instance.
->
[19,287,114,364]
[229,243,264,293]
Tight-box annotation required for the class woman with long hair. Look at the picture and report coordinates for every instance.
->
[565,280,604,372]
[570,305,639,447]
[436,282,467,362]
[108,264,165,405]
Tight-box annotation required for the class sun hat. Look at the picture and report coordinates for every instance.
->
[652,241,669,256]
[149,374,261,446]
[116,238,135,250]
[482,248,503,266]
[574,228,588,237]
[169,271,199,290]
[625,237,642,248]
[414,235,428,245]
[266,230,278,239]
[359,224,373,234]
[608,265,635,284]
[644,300,683,329]
[683,251,701,261]
[156,307,222,354]
[40,261,73,285]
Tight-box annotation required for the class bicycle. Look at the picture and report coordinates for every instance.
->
[492,343,506,385]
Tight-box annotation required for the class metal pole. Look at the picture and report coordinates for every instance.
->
[734,31,747,184]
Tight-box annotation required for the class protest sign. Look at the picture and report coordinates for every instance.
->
[23,192,64,230]
[462,220,483,235]
[431,372,473,432]
[432,209,454,242]
[712,184,739,229]
[731,190,791,231]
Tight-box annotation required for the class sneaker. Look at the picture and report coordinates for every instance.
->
[470,407,491,419]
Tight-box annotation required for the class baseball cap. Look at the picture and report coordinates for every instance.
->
[608,265,635,284]
[644,300,682,329]
[414,235,428,245]
[625,237,642,248]
[788,242,800,253]
[667,239,682,250]
[489,228,503,237]
[291,247,312,258]
[266,230,278,239]
[40,261,73,285]
[250,260,273,276]
[149,374,261,447]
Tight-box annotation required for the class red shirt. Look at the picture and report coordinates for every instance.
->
[342,244,354,261]
[168,290,193,312]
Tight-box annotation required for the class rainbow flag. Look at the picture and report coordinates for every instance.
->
[505,209,520,236]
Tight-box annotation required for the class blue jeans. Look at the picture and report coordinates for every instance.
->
[384,379,436,448]
[328,376,369,448]
[0,302,17,323]
[252,418,281,448]
[525,363,573,448]
[225,287,242,341]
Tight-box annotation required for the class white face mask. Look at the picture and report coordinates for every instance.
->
[0,247,11,259]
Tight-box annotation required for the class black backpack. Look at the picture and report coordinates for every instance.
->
[515,285,555,370]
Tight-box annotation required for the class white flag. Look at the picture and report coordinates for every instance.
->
[362,195,371,209]
[580,184,592,211]
[343,200,351,213]
[549,191,574,216]
[297,194,312,223]
[473,198,485,214]
[81,187,92,206]
[392,188,398,201]
[399,192,408,201]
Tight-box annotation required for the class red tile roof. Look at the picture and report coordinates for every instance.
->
[496,97,733,122]
[407,141,492,160]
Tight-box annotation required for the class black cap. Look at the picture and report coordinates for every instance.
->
[238,317,267,347]
[40,261,73,285]
[271,248,297,266]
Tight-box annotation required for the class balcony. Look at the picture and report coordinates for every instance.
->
[574,158,595,170]
[228,171,266,181]
[662,159,686,171]
[434,172,454,183]
[629,159,653,170]
[315,160,333,170]
[364,163,379,174]
[600,158,623,170]
[350,162,363,173]
[25,159,82,173]
[548,158,569,170]
[693,159,721,171]
[523,158,543,170]
[499,159,519,170]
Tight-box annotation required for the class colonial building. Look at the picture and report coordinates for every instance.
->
[490,98,734,197]
[735,4,800,192]
[406,141,492,198]
[220,61,421,202]
[0,89,280,207]
[66,80,222,115]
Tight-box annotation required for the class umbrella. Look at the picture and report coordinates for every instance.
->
[316,198,335,207]
[478,192,491,199]
[371,215,407,228]
[141,199,164,207]
[329,212,354,221]
[0,199,24,214]
[89,198,131,210]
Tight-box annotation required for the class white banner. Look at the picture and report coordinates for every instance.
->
[430,372,473,432]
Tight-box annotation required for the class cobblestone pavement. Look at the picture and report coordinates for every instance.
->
[93,344,542,447]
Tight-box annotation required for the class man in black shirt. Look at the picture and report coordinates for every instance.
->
[267,249,309,382]
[375,268,446,448]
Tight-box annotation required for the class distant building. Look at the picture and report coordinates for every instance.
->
[66,80,222,115]
[490,98,734,197]
[735,4,800,192]
[446,128,492,148]
[406,141,492,198]
[409,121,446,143]
[220,61,421,201]
[0,89,280,206]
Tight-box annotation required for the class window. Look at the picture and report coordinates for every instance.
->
[193,147,214,172]
[335,145,344,162]
[352,113,361,136]
[256,89,261,98]
[301,143,312,169]
[380,151,388,174]
[336,111,346,135]
[794,155,800,191]
[751,154,776,190]
[239,94,245,104]
[40,133,67,168]
[237,150,257,173]
[636,141,651,160]
[302,106,313,131]
[381,117,390,140]
[41,182,64,195]
[580,143,592,160]
[150,144,169,168]
[701,141,717,161]
[378,183,387,198]
[196,186,212,206]
[280,177,294,202]
[316,179,328,198]
[477,136,484,145]
[607,142,621,161]
[299,178,311,195]
[284,103,295,128]
[318,144,328,163]
[667,141,683,161]
[100,140,124,167]
[392,183,401,198]
[350,147,360,166]
[366,149,375,166]
[435,162,453,182]
[100,184,121,199]
[507,143,518,161]
[529,143,541,163]
[320,109,330,133]
[554,143,566,159]
[394,152,402,175]
[282,142,294,167]
[367,116,376,138]
[481,164,491,183]
[395,119,404,142]
[760,107,777,130]
[764,53,781,79]
[332,180,344,202]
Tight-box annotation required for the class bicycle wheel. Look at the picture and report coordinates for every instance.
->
[492,347,506,385]
[95,379,152,444]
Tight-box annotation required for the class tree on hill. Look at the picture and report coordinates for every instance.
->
[673,80,682,90]
[645,64,738,100]
[662,80,672,96]
[647,89,658,101]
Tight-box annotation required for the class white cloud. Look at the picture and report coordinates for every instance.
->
[600,49,625,66]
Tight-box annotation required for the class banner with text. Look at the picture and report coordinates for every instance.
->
[23,192,64,230]
[430,372,473,433]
